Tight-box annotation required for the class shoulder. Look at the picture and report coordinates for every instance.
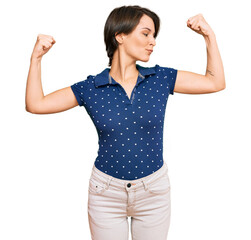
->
[137,64,177,74]
[154,65,178,82]
[155,64,177,73]
[71,74,96,88]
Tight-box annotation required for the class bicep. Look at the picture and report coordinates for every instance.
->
[32,86,78,114]
[174,70,217,94]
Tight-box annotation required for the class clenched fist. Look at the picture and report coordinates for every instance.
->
[187,14,214,37]
[31,34,56,61]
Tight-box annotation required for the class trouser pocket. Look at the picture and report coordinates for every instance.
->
[88,176,107,195]
[147,172,171,195]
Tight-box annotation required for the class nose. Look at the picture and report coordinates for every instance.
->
[150,36,156,47]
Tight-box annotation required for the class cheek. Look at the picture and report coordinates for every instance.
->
[135,36,146,49]
[126,37,146,54]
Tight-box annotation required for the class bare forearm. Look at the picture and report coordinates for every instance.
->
[25,57,44,112]
[204,33,226,89]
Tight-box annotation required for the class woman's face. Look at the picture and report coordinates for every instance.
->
[118,14,156,62]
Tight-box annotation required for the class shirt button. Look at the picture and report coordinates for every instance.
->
[127,183,131,188]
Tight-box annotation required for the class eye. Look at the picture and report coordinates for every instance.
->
[143,33,148,37]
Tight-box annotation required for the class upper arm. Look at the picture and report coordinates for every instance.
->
[28,86,78,114]
[174,70,219,94]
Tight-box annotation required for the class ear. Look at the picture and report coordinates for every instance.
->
[115,32,125,44]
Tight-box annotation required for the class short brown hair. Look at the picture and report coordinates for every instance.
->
[104,5,160,66]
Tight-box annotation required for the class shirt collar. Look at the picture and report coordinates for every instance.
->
[94,64,156,88]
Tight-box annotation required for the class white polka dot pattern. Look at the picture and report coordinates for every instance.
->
[71,64,177,180]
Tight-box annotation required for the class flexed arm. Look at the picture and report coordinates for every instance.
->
[174,14,226,94]
[25,34,78,114]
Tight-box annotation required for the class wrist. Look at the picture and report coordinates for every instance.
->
[30,55,42,63]
[204,31,216,46]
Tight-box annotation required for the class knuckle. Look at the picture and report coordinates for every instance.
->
[38,34,44,40]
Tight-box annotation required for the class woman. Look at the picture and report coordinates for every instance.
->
[25,5,225,240]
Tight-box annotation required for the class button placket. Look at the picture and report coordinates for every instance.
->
[130,88,136,104]
[108,72,145,105]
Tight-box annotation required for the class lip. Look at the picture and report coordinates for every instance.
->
[146,49,153,53]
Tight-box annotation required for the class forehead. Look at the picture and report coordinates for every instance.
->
[136,14,155,30]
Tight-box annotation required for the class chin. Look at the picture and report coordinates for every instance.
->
[138,57,150,62]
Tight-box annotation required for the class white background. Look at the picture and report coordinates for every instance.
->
[1,0,250,239]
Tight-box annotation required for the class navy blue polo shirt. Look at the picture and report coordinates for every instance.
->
[71,64,177,180]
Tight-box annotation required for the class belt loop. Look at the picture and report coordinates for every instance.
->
[105,177,112,190]
[142,180,148,191]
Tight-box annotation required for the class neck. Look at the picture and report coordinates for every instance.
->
[109,48,139,83]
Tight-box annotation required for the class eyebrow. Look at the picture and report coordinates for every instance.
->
[141,27,155,35]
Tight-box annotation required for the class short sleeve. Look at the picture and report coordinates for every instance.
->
[168,68,178,95]
[70,79,88,106]
[157,65,178,95]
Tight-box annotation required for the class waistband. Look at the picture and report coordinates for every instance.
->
[90,161,169,191]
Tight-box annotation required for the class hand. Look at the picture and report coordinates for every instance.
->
[31,34,56,61]
[187,14,214,38]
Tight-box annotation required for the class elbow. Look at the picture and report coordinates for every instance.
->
[220,77,226,90]
[25,104,39,114]
[220,79,226,91]
[214,78,226,92]
[25,98,35,113]
[218,84,226,92]
[25,105,35,114]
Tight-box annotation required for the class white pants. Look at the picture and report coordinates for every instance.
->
[87,161,171,240]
